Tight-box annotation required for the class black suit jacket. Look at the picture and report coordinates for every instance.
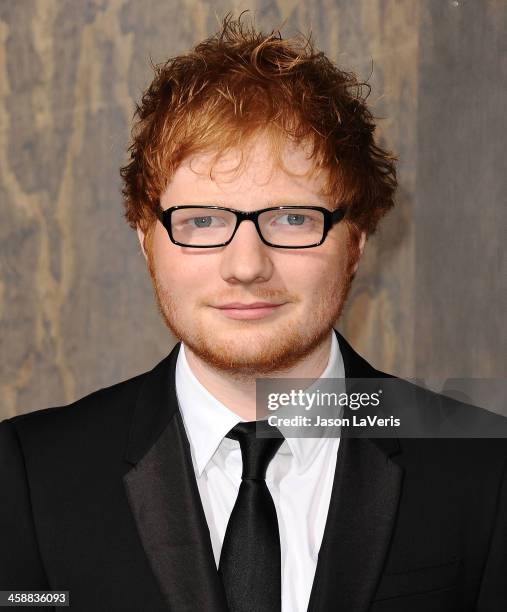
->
[1,330,506,611]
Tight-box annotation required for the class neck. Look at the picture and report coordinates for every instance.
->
[184,332,333,421]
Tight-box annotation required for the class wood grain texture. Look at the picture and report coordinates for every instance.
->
[414,0,507,381]
[1,0,504,419]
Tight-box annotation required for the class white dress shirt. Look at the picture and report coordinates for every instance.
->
[175,330,344,612]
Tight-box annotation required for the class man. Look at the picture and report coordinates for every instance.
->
[1,15,505,612]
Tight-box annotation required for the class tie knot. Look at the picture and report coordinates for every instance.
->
[226,421,284,480]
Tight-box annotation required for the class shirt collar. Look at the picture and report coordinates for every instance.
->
[175,347,242,477]
[281,329,344,469]
[175,329,344,476]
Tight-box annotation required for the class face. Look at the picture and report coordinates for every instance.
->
[138,134,365,378]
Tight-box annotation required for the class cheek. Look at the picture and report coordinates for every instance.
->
[149,230,179,288]
[151,230,215,289]
[298,255,351,306]
[323,230,356,278]
[277,257,342,299]
[315,260,347,293]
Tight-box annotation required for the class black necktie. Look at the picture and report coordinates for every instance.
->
[218,420,285,612]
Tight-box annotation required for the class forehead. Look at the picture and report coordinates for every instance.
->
[163,134,329,204]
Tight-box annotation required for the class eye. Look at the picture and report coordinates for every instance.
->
[183,215,227,228]
[273,213,309,227]
[192,216,212,228]
[286,214,305,225]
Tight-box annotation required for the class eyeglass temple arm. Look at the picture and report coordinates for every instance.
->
[155,201,164,220]
[331,206,347,224]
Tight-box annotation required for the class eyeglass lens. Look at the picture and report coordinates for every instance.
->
[170,207,325,247]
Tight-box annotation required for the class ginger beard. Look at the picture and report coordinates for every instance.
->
[145,226,361,380]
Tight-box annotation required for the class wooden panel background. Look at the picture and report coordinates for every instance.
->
[1,0,505,419]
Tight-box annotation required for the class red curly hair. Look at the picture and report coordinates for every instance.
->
[120,12,397,242]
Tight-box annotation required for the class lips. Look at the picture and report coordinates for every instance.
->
[216,302,284,309]
[213,302,286,320]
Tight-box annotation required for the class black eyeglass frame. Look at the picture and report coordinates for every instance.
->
[155,203,347,249]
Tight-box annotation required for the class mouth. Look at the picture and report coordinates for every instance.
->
[213,302,287,320]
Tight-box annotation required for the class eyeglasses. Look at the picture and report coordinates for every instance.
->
[155,204,347,248]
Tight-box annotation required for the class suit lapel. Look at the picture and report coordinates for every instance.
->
[122,343,228,612]
[307,436,403,612]
[307,330,404,612]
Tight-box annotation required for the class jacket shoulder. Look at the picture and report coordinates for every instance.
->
[1,370,150,449]
[379,375,507,469]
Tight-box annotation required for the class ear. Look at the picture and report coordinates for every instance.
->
[136,225,148,261]
[351,231,367,275]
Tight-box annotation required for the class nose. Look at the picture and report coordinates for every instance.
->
[219,218,274,285]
